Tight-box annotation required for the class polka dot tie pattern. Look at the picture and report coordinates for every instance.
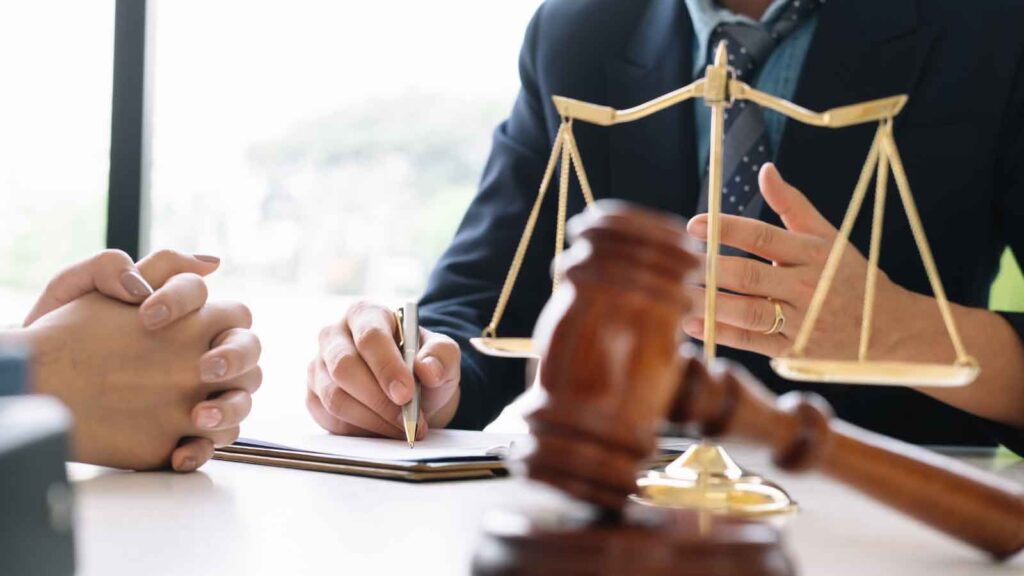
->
[700,0,823,217]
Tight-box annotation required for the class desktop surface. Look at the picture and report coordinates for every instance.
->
[69,441,1024,576]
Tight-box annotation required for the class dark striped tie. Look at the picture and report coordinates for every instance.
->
[698,0,823,218]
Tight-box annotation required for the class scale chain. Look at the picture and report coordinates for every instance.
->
[482,122,568,338]
[880,127,974,365]
[859,123,890,361]
[483,120,596,339]
[792,123,884,356]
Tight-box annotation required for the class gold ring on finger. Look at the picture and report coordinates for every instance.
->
[762,298,786,336]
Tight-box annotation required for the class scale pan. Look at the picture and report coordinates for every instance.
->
[770,358,978,388]
[470,337,538,359]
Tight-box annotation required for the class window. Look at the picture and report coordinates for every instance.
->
[148,1,540,299]
[146,1,542,419]
[0,1,115,324]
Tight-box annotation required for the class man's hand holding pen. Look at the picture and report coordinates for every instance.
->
[307,301,462,440]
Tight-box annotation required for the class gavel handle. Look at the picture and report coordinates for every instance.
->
[677,361,1024,560]
[767,393,1024,560]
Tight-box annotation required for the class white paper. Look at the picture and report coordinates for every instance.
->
[238,416,692,464]
[237,426,529,463]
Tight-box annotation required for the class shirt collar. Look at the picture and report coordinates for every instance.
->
[684,0,794,68]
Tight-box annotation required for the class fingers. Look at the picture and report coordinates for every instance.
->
[136,249,221,290]
[686,286,798,335]
[25,249,220,327]
[345,302,415,405]
[24,249,152,326]
[137,272,208,330]
[171,438,214,473]
[712,255,796,300]
[318,328,401,424]
[415,329,461,416]
[173,379,257,472]
[682,317,788,358]
[415,329,460,388]
[759,163,835,237]
[306,389,380,438]
[197,301,254,342]
[309,358,411,439]
[688,213,824,264]
[191,389,253,432]
[200,328,262,384]
[199,426,241,449]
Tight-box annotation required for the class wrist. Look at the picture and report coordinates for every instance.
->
[875,285,955,363]
[9,324,70,396]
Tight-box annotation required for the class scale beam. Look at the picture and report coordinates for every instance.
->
[475,39,976,392]
[552,79,707,126]
[551,80,907,131]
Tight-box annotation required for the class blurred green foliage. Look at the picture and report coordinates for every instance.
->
[990,249,1024,312]
[0,193,106,290]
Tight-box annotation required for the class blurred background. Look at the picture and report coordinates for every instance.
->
[0,1,1021,424]
[0,0,542,306]
[0,1,543,422]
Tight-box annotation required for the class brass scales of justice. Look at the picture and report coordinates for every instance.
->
[469,41,980,515]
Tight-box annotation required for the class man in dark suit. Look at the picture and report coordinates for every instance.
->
[307,0,1024,453]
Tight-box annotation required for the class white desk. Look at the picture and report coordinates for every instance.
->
[70,442,1024,576]
[66,295,1024,574]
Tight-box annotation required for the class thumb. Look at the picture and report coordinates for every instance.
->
[24,250,153,326]
[759,163,835,237]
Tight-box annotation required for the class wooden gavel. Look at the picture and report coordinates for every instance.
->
[523,200,1024,560]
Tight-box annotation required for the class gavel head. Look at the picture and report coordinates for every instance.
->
[524,200,699,509]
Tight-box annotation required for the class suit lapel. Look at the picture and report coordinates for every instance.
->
[604,0,698,216]
[774,0,937,230]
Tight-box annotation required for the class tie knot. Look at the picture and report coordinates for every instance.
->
[706,0,822,81]
[709,24,774,80]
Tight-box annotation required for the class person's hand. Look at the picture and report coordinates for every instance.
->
[683,163,920,359]
[23,250,261,471]
[307,301,461,439]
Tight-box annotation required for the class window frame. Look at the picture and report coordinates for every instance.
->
[106,0,150,259]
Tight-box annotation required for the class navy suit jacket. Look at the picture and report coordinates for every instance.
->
[420,0,1024,450]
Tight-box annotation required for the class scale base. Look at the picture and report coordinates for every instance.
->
[633,444,795,516]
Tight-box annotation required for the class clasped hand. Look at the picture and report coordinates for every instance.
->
[23,249,261,472]
[683,163,919,360]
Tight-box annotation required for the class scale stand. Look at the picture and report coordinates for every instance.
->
[470,41,977,516]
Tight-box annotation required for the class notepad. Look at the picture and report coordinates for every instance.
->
[213,425,522,481]
[234,429,527,464]
[214,423,693,482]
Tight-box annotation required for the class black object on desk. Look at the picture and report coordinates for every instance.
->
[0,396,75,576]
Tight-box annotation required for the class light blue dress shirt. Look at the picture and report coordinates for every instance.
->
[684,0,819,171]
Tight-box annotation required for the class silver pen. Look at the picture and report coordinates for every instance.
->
[398,302,420,448]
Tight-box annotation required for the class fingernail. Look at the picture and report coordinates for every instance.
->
[683,319,702,333]
[200,356,228,381]
[389,381,408,404]
[142,304,171,328]
[193,254,220,264]
[120,270,154,298]
[422,356,443,383]
[196,407,222,429]
[688,220,708,237]
[178,457,197,472]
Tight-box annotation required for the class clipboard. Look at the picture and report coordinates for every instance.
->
[212,429,693,483]
[214,445,505,481]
